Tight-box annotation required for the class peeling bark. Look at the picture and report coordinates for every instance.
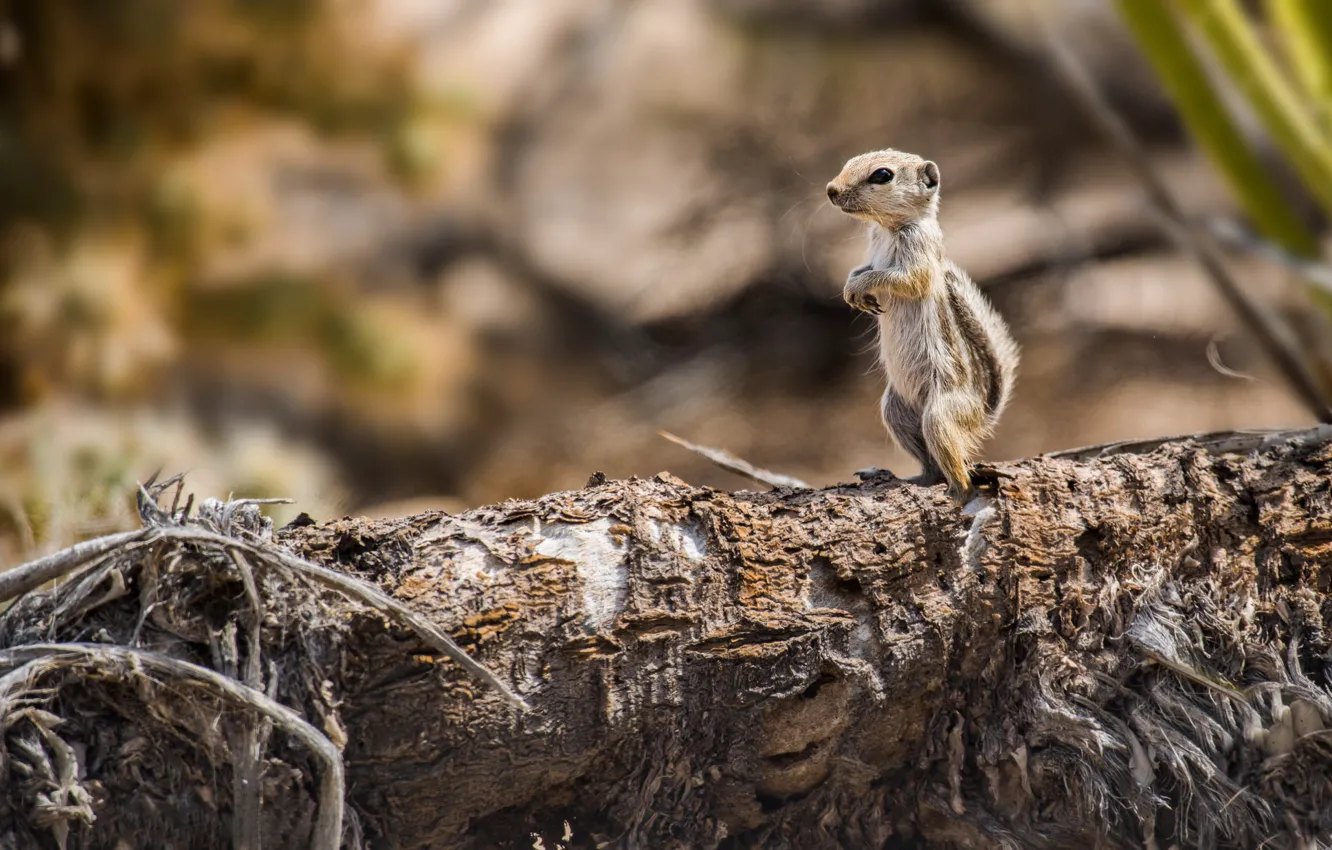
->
[2,428,1332,849]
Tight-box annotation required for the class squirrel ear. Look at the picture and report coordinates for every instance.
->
[922,161,940,190]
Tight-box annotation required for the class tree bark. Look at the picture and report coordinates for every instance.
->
[2,428,1332,849]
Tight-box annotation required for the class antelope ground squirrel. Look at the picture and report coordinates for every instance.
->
[827,149,1019,502]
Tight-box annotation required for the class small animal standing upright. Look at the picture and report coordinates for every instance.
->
[827,149,1019,502]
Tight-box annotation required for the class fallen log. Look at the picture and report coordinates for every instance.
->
[1,427,1331,849]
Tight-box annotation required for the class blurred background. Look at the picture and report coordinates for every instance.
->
[3,0,1332,566]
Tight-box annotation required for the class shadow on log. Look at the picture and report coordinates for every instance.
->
[1,428,1332,849]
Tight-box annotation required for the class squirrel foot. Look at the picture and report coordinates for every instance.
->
[857,468,954,489]
[942,469,979,505]
[903,471,945,488]
[947,483,976,505]
[907,471,977,504]
[856,468,975,504]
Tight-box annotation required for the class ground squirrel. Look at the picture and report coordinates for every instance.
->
[827,149,1019,502]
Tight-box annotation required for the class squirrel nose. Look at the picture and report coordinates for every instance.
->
[827,184,841,201]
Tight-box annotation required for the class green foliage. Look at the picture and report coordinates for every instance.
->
[1116,0,1320,256]
[1116,0,1332,328]
[1179,0,1332,218]
[1269,0,1332,128]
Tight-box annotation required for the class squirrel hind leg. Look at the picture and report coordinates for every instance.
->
[882,386,993,501]
[921,391,986,503]
[881,387,930,464]
[882,387,950,490]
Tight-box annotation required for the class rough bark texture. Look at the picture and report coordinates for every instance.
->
[3,429,1332,849]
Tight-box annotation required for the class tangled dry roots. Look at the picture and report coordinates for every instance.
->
[1000,579,1332,849]
[0,474,516,850]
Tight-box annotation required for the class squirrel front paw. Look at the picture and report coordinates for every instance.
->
[843,269,883,314]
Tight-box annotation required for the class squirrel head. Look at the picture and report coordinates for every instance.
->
[826,149,940,227]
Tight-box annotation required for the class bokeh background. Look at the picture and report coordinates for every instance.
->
[1,0,1326,566]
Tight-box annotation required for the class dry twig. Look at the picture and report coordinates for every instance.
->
[228,547,266,850]
[659,431,810,490]
[0,530,150,607]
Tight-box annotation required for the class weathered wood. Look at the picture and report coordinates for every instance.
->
[2,429,1332,849]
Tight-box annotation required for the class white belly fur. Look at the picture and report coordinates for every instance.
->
[876,284,945,409]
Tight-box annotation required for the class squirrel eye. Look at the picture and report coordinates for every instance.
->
[866,168,894,185]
